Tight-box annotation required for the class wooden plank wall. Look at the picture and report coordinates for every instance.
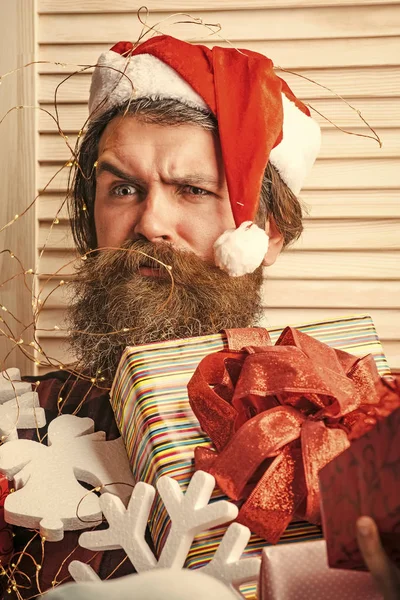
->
[0,0,36,374]
[36,0,400,371]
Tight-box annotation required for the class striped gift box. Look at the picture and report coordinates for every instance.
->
[110,314,390,598]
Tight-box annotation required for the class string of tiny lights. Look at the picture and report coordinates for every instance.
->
[50,548,101,590]
[75,481,136,526]
[1,532,40,597]
[275,67,382,147]
[0,8,386,598]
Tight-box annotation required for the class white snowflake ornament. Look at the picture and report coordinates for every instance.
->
[0,414,135,541]
[202,522,260,588]
[77,482,157,572]
[213,221,269,277]
[70,471,261,597]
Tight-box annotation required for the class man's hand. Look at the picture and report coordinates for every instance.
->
[356,516,400,599]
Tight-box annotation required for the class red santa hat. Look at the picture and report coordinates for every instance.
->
[89,35,321,276]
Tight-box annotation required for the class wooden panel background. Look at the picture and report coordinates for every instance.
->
[0,0,36,374]
[35,0,400,371]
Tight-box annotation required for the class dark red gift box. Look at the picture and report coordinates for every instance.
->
[319,403,400,571]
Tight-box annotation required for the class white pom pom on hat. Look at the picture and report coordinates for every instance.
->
[89,37,321,277]
[214,222,270,277]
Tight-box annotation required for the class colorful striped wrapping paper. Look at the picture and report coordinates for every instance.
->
[110,314,390,598]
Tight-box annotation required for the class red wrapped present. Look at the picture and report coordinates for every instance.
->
[0,474,13,568]
[319,395,400,571]
[188,327,400,544]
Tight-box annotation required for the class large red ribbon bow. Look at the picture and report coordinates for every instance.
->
[187,327,399,543]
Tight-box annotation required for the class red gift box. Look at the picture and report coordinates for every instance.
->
[0,474,13,568]
[319,402,400,571]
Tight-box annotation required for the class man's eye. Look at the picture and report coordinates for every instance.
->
[183,186,210,196]
[111,184,137,197]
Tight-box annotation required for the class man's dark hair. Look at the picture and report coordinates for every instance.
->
[69,98,304,255]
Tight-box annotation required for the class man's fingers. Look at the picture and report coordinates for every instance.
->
[357,516,389,575]
[356,516,400,600]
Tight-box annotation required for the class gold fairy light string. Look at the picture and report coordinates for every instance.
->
[0,273,96,384]
[56,372,81,416]
[1,532,40,597]
[0,250,34,297]
[33,535,46,597]
[71,381,96,416]
[105,555,129,580]
[75,482,136,526]
[0,365,22,444]
[51,548,101,589]
[275,66,382,147]
[136,6,223,43]
[35,194,69,270]
[0,104,86,237]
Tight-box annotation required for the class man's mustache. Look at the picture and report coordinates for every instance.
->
[85,239,222,285]
[95,239,175,266]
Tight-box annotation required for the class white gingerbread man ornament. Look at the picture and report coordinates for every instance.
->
[0,414,135,541]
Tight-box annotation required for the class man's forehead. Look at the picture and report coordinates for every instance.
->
[99,113,217,147]
[96,116,226,186]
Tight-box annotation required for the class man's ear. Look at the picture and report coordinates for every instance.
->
[262,216,284,266]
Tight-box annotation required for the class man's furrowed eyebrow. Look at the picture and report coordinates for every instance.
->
[96,161,145,186]
[96,160,221,189]
[168,175,221,188]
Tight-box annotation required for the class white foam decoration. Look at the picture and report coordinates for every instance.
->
[202,523,261,587]
[72,471,259,596]
[68,561,101,583]
[0,368,32,404]
[157,471,238,569]
[49,568,240,600]
[0,391,46,442]
[0,414,135,541]
[79,482,157,571]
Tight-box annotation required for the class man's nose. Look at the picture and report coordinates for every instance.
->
[131,189,175,243]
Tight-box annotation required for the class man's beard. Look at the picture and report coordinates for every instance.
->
[67,240,264,384]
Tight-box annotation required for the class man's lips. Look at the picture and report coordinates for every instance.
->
[138,265,165,278]
[137,256,174,279]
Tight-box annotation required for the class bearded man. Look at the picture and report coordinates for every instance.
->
[2,34,398,600]
[67,103,302,383]
[66,37,312,384]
